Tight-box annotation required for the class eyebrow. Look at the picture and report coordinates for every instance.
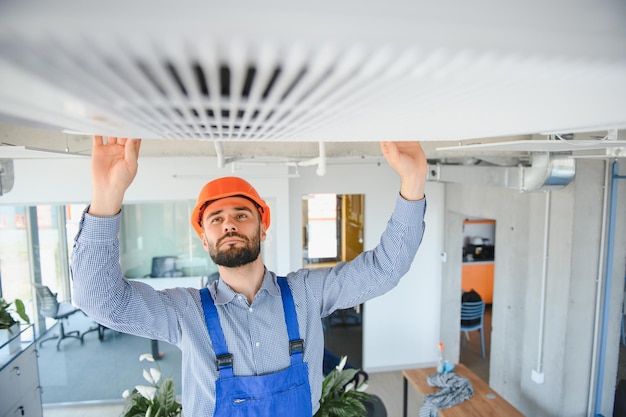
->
[205,205,254,220]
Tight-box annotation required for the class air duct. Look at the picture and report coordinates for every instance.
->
[0,159,15,196]
[427,153,575,192]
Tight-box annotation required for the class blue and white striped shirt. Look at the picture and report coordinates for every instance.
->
[71,194,426,416]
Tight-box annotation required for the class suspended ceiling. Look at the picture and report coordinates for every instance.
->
[0,1,625,160]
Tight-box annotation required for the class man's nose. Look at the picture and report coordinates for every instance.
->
[222,216,237,231]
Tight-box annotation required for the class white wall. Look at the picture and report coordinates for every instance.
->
[289,163,445,372]
[1,156,293,273]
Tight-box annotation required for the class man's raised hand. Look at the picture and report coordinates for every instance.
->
[380,141,427,201]
[89,136,142,216]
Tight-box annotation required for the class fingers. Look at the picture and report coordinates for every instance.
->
[380,141,398,159]
[125,138,142,162]
[92,135,141,152]
[93,135,119,146]
[381,141,425,160]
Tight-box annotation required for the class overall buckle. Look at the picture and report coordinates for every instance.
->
[289,339,304,355]
[216,353,233,370]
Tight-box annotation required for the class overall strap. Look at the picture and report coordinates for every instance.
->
[277,277,305,366]
[200,287,234,379]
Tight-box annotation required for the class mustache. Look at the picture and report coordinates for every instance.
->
[217,232,249,246]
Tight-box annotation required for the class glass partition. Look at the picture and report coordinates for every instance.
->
[119,201,215,279]
[0,206,30,303]
[0,198,277,407]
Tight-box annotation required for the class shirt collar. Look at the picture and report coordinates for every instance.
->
[210,269,280,305]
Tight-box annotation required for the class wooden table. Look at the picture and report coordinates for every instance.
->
[402,364,525,416]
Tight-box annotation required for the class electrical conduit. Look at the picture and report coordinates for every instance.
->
[593,161,625,416]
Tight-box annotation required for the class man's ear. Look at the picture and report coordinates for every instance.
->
[201,233,210,252]
[260,224,267,242]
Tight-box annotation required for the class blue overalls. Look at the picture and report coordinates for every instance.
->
[199,277,313,417]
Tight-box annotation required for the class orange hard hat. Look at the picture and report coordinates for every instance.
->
[190,176,270,238]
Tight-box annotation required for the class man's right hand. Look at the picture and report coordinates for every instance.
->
[380,141,427,201]
[89,135,142,217]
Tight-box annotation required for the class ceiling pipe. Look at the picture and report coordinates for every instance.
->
[214,141,226,168]
[316,142,326,177]
[297,141,327,176]
[213,141,244,168]
[427,153,575,192]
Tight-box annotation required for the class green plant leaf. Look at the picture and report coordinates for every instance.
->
[13,299,30,323]
[320,372,337,399]
[158,377,181,415]
[316,363,374,417]
[122,389,152,417]
[332,368,359,390]
[0,299,16,329]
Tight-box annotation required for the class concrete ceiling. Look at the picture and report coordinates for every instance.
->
[0,123,536,161]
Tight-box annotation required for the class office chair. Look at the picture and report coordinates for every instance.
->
[460,300,486,358]
[81,321,108,342]
[34,284,83,350]
[145,256,181,277]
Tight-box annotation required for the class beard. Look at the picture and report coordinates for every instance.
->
[208,231,261,268]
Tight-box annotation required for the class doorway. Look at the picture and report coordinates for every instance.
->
[302,193,365,368]
[460,218,495,382]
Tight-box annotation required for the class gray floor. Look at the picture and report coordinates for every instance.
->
[37,313,182,404]
[459,304,491,383]
[316,307,491,416]
[39,307,491,417]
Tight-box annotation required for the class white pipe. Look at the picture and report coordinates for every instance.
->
[535,191,551,374]
[316,142,326,176]
[586,160,611,417]
[214,141,225,168]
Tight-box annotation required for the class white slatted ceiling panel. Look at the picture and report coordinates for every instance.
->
[0,1,625,142]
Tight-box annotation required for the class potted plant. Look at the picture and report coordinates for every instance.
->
[315,356,374,417]
[0,297,30,354]
[121,353,182,417]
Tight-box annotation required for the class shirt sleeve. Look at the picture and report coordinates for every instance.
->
[300,194,427,317]
[70,208,185,345]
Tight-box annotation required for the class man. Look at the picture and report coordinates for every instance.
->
[71,136,428,416]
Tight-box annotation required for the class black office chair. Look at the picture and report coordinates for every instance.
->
[34,284,83,350]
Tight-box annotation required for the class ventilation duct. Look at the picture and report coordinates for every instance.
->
[0,2,625,142]
[428,153,575,192]
[0,159,15,196]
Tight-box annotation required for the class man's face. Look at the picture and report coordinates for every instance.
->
[200,197,266,268]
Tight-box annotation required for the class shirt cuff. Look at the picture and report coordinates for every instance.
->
[75,207,122,242]
[392,193,427,226]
